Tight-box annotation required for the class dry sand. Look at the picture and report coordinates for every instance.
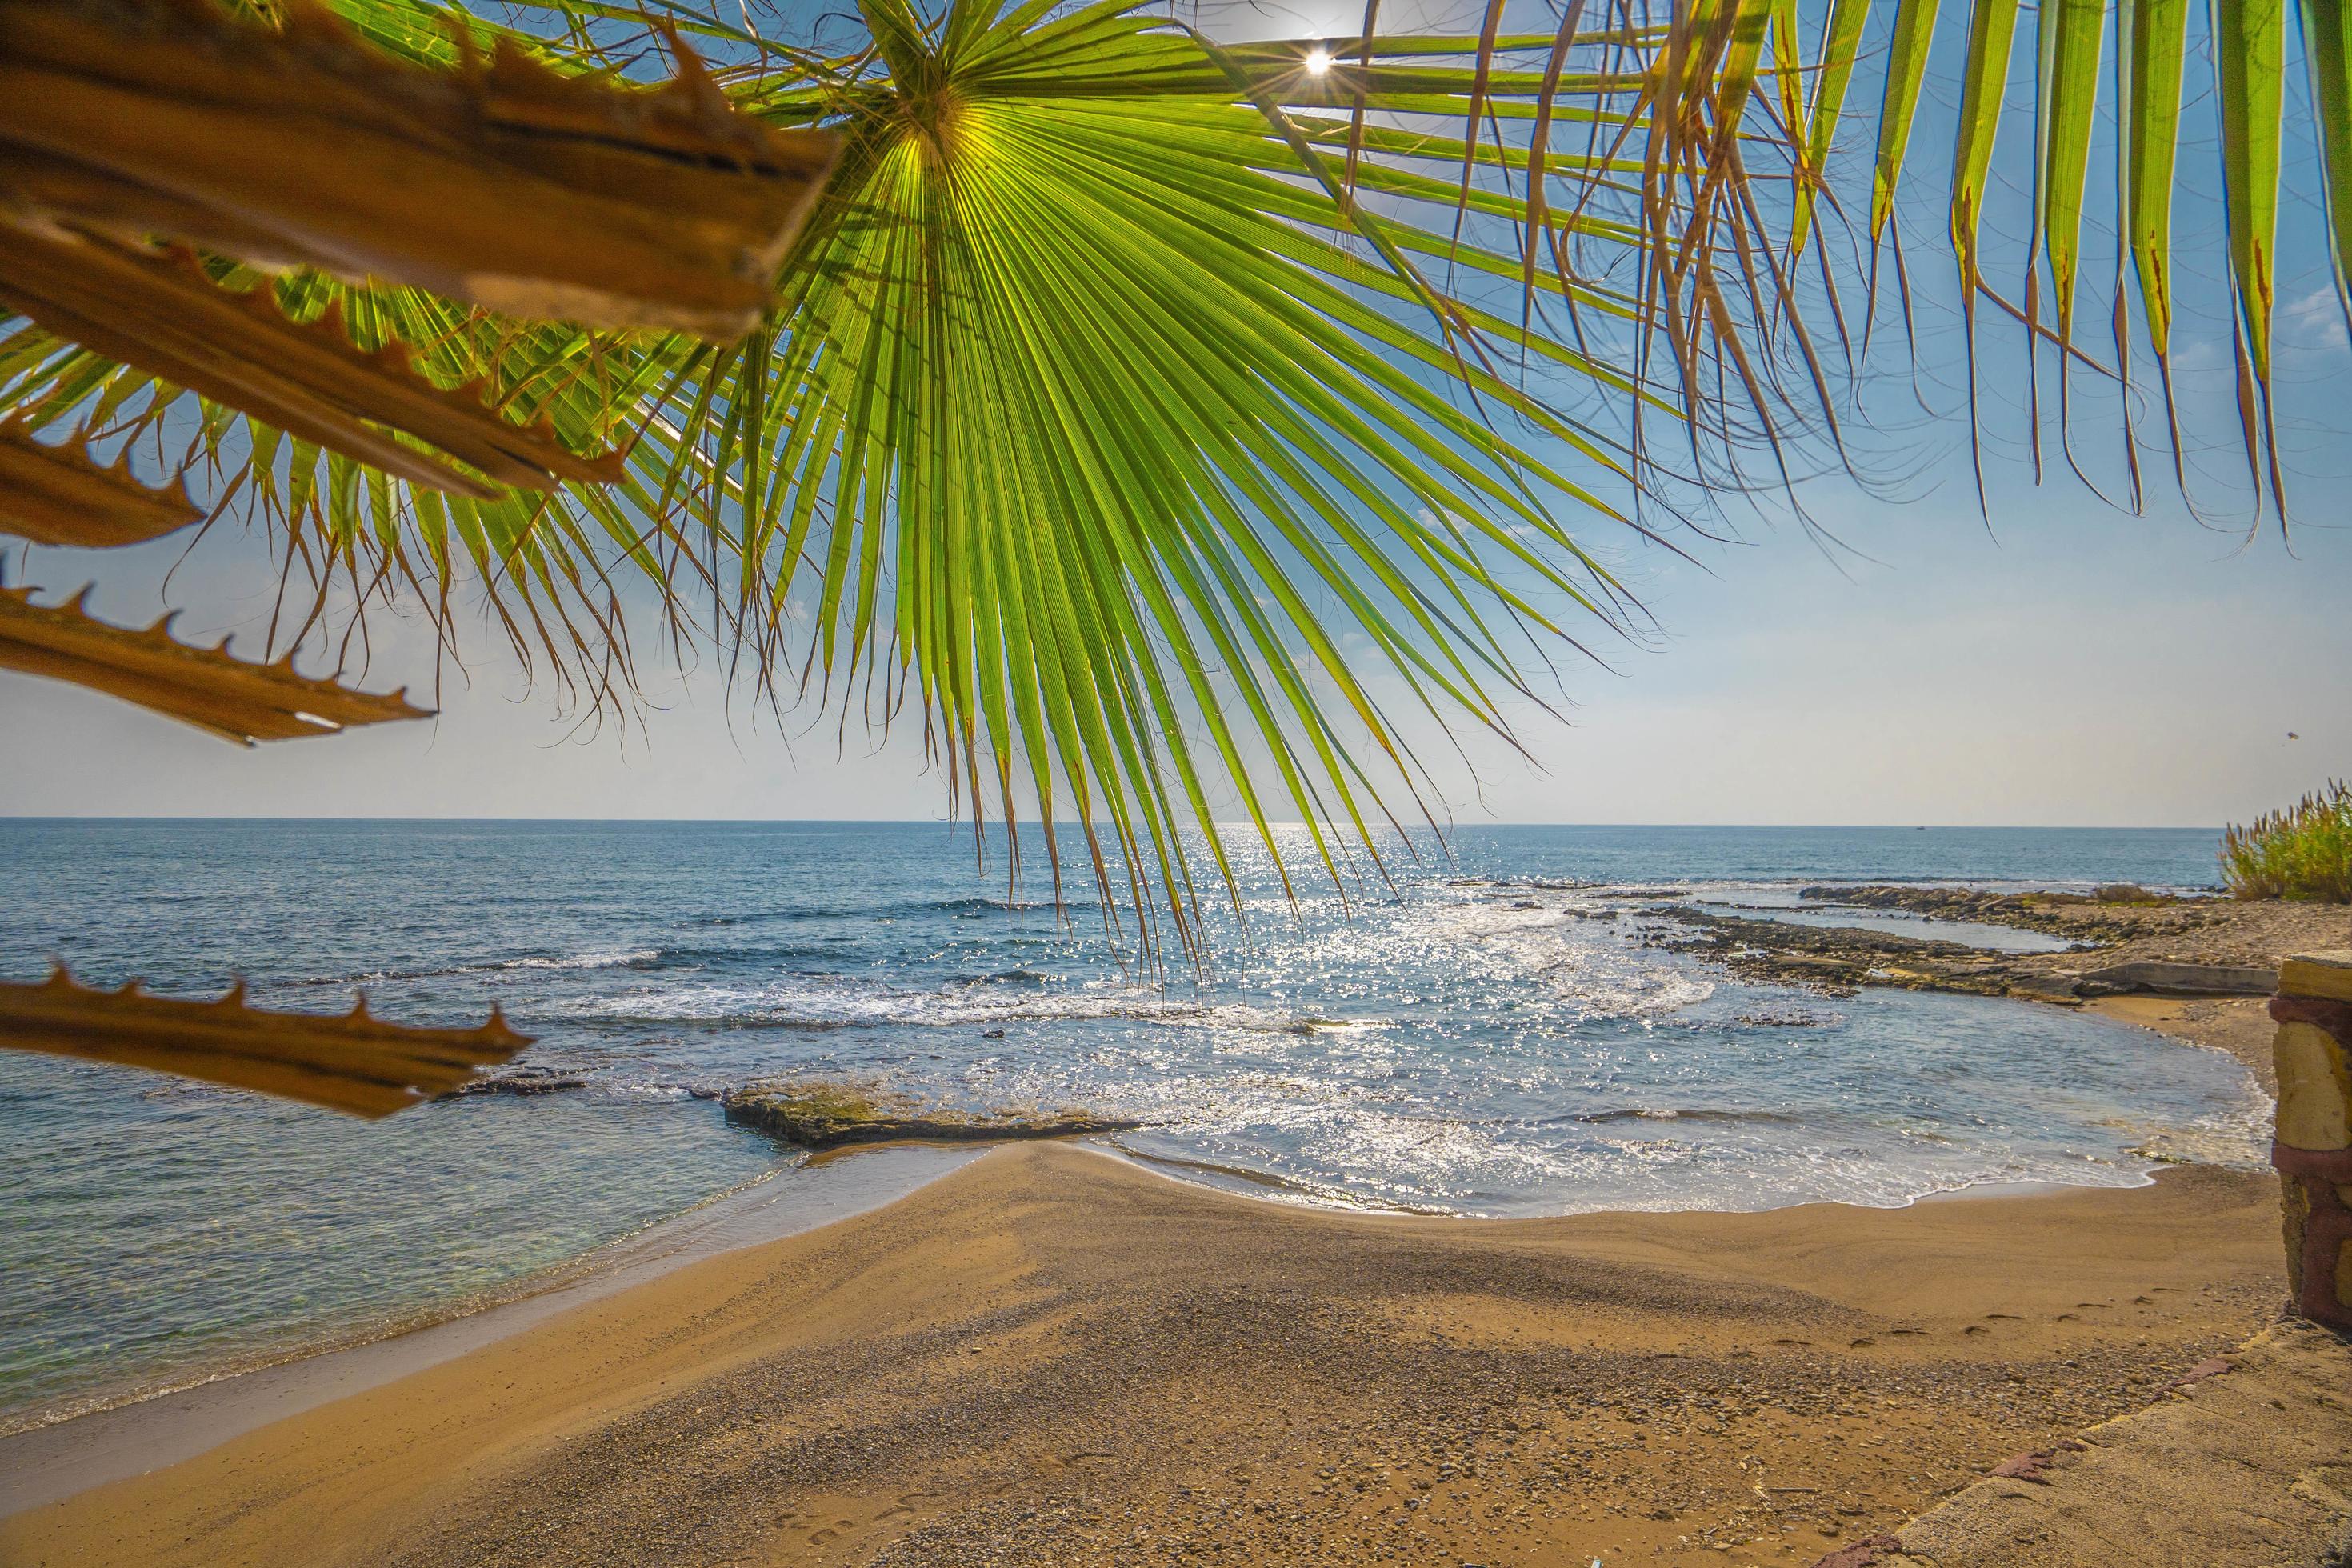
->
[1886,1318,2352,1566]
[0,1135,2297,1568]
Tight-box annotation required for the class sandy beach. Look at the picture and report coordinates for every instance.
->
[0,1132,2294,1567]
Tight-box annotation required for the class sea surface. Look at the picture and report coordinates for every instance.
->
[0,821,2268,1433]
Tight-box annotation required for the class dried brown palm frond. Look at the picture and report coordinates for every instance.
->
[0,0,839,340]
[0,582,431,742]
[0,416,201,546]
[0,965,530,1117]
[0,221,629,495]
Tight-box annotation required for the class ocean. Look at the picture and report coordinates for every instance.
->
[0,821,2266,1434]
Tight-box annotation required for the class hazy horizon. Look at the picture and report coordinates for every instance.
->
[0,814,2243,828]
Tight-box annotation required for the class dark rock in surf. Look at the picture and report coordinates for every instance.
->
[443,1068,591,1098]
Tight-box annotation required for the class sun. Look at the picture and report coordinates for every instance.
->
[1304,47,1332,75]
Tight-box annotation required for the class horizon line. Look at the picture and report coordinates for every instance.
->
[0,815,2230,833]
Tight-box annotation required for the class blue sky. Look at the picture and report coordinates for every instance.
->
[6,438,2338,827]
[2,0,2346,826]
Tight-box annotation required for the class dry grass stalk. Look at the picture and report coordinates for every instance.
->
[0,222,626,495]
[2222,782,2352,903]
[0,0,838,339]
[0,417,202,546]
[0,965,530,1116]
[0,582,432,743]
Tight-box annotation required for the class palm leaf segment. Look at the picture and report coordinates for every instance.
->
[1825,0,2339,527]
[6,0,1787,953]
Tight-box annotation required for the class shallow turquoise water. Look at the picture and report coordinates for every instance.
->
[0,822,2262,1429]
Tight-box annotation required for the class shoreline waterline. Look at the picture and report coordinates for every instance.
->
[1094,1122,2190,1218]
[0,1144,987,1518]
[0,990,2272,1462]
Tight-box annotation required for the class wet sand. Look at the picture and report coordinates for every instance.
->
[0,1134,2290,1568]
[2088,994,2279,1093]
[0,1145,988,1518]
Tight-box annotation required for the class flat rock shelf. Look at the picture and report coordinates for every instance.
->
[722,1080,1143,1150]
[1634,884,2350,1004]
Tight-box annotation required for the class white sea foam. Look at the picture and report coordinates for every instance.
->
[302,949,662,986]
[1421,892,1718,1019]
[555,973,1386,1036]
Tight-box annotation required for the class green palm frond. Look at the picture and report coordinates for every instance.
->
[1718,0,2333,529]
[672,0,1729,953]
[6,0,1810,954]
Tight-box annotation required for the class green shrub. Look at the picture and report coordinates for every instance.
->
[2221,781,2352,902]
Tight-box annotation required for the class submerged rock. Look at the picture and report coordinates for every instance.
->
[1640,904,2015,998]
[443,1068,590,1098]
[722,1080,1142,1150]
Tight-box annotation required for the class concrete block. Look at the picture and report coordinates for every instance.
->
[2075,961,2274,997]
[2274,1022,2352,1151]
[2280,950,2352,1004]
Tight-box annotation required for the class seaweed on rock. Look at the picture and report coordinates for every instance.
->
[724,1080,1142,1150]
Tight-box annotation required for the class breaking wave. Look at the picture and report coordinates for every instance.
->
[559,973,1387,1036]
